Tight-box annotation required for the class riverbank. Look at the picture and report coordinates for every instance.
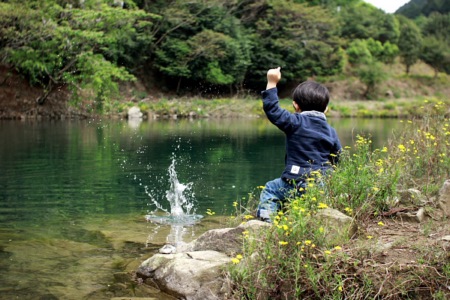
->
[1,63,449,120]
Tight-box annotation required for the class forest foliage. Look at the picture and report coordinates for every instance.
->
[0,0,449,109]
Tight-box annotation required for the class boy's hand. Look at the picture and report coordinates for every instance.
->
[266,67,281,90]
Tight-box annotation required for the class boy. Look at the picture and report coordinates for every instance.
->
[257,67,342,222]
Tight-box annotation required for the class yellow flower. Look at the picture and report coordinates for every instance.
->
[398,144,406,152]
[319,226,324,233]
[257,185,265,189]
[231,258,240,264]
[282,224,289,231]
[318,202,328,209]
[372,187,379,192]
[279,241,288,246]
[367,235,373,239]
[236,254,243,259]
[324,250,332,255]
[338,286,343,292]
[381,146,388,152]
[206,209,216,216]
[378,221,385,226]
[244,215,254,220]
[233,202,238,207]
[334,246,342,250]
[304,240,312,245]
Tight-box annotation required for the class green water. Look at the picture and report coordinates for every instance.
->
[0,118,402,299]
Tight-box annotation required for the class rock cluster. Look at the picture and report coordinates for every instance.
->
[134,179,450,299]
[136,210,354,300]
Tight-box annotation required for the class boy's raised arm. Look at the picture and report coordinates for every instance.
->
[266,67,281,90]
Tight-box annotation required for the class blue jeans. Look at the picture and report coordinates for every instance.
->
[256,178,306,221]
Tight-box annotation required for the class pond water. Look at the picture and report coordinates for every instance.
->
[0,117,403,299]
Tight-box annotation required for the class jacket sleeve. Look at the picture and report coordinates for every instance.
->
[261,88,298,133]
[330,130,342,165]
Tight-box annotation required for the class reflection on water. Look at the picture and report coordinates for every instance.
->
[0,118,403,299]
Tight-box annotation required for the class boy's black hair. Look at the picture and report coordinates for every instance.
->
[292,81,329,112]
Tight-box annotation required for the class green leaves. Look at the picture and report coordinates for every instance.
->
[398,17,423,74]
[0,0,155,110]
[244,0,343,85]
[151,1,251,89]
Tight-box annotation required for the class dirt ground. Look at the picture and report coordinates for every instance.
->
[348,206,450,299]
[0,65,78,119]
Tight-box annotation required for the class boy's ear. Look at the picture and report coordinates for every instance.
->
[324,106,329,114]
[292,101,301,112]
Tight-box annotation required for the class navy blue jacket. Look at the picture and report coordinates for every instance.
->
[262,88,342,181]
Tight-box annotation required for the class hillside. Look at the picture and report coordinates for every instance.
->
[396,0,450,18]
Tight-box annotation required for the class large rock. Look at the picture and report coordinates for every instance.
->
[179,220,271,256]
[136,250,231,300]
[398,189,427,206]
[136,217,354,299]
[127,106,143,119]
[438,180,450,217]
[316,208,358,244]
[136,220,270,300]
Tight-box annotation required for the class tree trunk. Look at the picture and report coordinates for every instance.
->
[36,81,53,105]
[176,77,182,95]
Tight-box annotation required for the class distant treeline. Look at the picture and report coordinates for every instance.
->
[0,0,449,107]
[396,0,449,18]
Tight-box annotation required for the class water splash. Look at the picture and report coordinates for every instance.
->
[145,157,203,226]
[166,158,194,216]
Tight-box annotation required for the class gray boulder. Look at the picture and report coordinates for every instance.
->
[316,208,358,244]
[136,250,231,300]
[179,220,271,256]
[438,180,450,217]
[127,106,143,119]
[398,188,427,206]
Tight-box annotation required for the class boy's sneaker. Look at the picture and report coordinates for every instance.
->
[259,217,272,223]
[256,208,272,223]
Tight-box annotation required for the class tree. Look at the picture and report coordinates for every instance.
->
[346,39,372,65]
[421,12,450,43]
[420,13,450,74]
[346,38,398,65]
[239,0,344,88]
[420,36,450,77]
[150,0,251,93]
[339,2,399,44]
[0,0,156,110]
[345,38,386,99]
[357,60,385,99]
[397,17,422,74]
